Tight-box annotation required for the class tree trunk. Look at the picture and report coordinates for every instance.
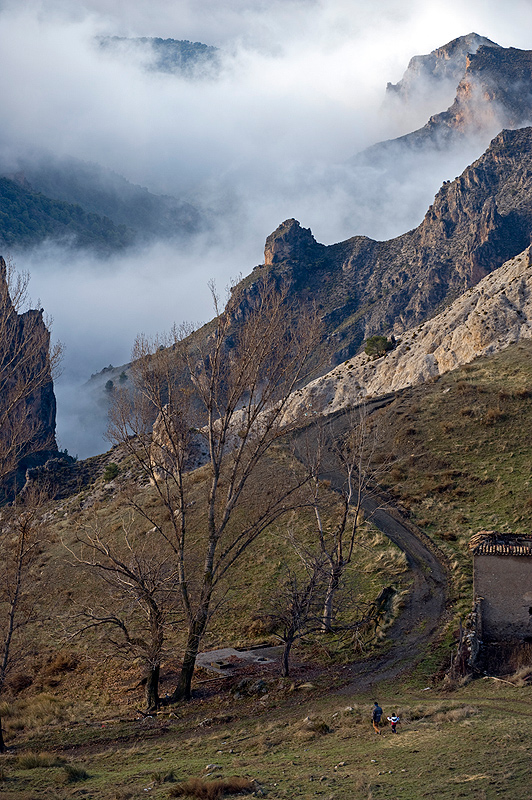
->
[168,612,208,702]
[282,638,294,678]
[0,715,6,753]
[321,567,341,632]
[145,664,160,711]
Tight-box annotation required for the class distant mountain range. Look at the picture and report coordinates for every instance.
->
[0,156,203,253]
[15,155,202,246]
[0,36,219,253]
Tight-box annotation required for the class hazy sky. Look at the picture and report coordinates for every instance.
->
[1,0,531,455]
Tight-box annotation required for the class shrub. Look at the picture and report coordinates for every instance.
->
[364,335,394,359]
[7,672,33,693]
[483,407,504,425]
[43,651,79,676]
[103,462,119,481]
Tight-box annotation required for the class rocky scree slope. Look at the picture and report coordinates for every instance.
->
[253,127,532,366]
[285,245,532,418]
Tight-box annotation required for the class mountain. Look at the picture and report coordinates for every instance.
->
[13,155,202,246]
[364,41,532,165]
[0,174,133,252]
[94,124,532,395]
[97,36,220,78]
[252,127,532,366]
[286,245,532,419]
[385,33,499,106]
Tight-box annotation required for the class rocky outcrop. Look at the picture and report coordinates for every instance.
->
[263,219,324,268]
[386,33,499,104]
[284,246,532,419]
[0,256,58,498]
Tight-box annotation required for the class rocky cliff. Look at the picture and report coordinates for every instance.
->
[366,42,532,163]
[255,127,532,365]
[285,244,532,419]
[385,33,499,105]
[0,256,58,496]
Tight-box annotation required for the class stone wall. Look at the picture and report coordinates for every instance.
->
[474,554,532,642]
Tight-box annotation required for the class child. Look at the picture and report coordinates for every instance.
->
[387,713,400,733]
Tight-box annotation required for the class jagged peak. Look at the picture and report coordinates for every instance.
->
[386,33,500,101]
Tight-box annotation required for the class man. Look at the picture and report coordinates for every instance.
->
[372,701,383,734]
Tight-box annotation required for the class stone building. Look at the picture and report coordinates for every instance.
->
[468,531,532,673]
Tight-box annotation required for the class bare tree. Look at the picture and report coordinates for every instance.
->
[66,519,182,711]
[264,559,325,678]
[107,278,323,701]
[0,498,45,752]
[0,258,61,751]
[303,405,388,631]
[0,256,62,486]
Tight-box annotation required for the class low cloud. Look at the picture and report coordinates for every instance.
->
[0,0,531,455]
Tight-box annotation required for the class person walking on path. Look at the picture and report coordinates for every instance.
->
[372,702,383,734]
[387,713,400,733]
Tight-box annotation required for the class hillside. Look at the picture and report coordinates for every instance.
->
[287,245,532,416]
[0,175,133,252]
[12,156,202,246]
[3,340,532,796]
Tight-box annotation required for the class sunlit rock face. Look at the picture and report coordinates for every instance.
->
[385,33,500,106]
[375,42,532,157]
[263,218,323,268]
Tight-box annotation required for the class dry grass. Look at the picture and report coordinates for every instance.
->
[168,776,255,798]
[16,752,65,769]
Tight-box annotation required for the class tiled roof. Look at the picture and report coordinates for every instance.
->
[469,530,532,556]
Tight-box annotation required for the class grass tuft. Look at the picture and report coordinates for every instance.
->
[16,752,65,769]
[169,776,254,798]
[63,763,90,783]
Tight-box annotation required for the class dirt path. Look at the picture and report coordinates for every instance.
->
[293,405,450,695]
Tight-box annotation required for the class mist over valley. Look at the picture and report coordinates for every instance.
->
[2,0,532,456]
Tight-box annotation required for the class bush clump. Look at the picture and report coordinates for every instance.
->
[364,335,394,359]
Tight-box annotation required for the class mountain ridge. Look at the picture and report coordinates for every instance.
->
[250,127,532,367]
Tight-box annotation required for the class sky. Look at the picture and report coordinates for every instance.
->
[1,0,531,456]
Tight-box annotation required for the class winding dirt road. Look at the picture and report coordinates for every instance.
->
[293,404,450,694]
